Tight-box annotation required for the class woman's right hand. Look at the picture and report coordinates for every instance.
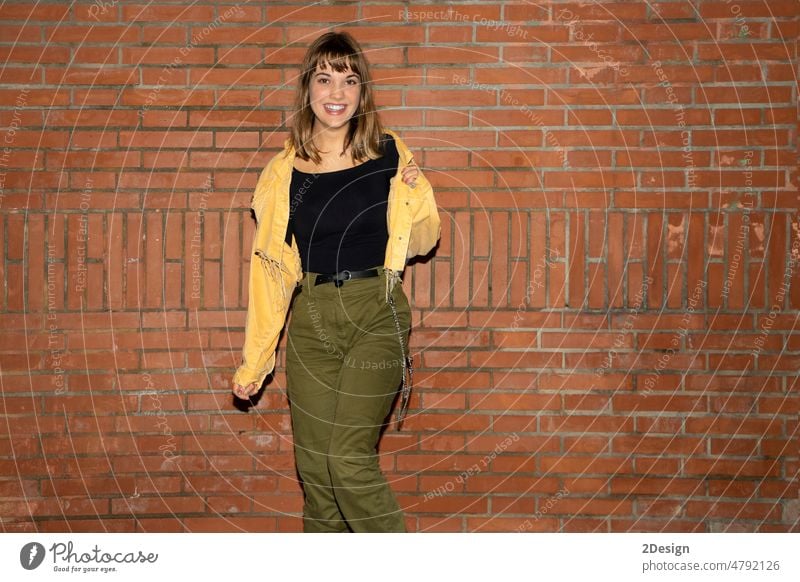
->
[232,381,259,399]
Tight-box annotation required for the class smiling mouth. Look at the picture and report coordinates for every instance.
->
[323,103,347,114]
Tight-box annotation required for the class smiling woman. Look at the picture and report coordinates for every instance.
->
[287,32,386,172]
[231,30,442,534]
[289,55,365,174]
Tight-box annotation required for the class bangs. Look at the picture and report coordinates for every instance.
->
[308,52,361,79]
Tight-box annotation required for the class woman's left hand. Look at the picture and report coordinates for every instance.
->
[401,158,419,188]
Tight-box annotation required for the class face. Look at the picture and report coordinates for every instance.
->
[308,62,361,131]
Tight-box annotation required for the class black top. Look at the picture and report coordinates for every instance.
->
[284,132,400,274]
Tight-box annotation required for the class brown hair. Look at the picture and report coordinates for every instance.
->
[288,30,385,165]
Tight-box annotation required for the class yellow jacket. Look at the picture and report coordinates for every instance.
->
[232,128,442,388]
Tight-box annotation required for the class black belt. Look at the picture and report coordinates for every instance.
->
[313,268,380,287]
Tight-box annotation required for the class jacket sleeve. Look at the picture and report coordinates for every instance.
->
[232,164,297,388]
[405,163,442,260]
[232,235,275,388]
[249,161,274,219]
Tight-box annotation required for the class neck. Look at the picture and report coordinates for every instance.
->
[311,122,350,154]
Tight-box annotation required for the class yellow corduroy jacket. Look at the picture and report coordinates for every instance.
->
[232,128,442,388]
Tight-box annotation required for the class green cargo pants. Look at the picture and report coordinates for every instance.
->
[285,265,411,533]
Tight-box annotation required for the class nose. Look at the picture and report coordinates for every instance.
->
[329,81,345,98]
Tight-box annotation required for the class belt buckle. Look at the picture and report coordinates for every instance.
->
[334,270,351,287]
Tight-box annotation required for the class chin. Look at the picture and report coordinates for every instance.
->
[319,116,353,128]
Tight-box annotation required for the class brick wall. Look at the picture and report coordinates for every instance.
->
[0,1,798,532]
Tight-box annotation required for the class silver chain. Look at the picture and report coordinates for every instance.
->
[387,289,413,431]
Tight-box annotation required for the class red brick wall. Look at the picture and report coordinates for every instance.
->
[1,1,798,532]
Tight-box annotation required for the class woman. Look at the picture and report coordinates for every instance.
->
[232,31,441,533]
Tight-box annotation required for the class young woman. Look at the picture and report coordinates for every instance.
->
[232,31,441,532]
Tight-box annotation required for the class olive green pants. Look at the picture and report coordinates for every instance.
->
[286,266,411,533]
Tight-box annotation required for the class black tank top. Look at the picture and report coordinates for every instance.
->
[284,133,400,274]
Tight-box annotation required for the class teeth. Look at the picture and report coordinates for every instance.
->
[325,104,345,111]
